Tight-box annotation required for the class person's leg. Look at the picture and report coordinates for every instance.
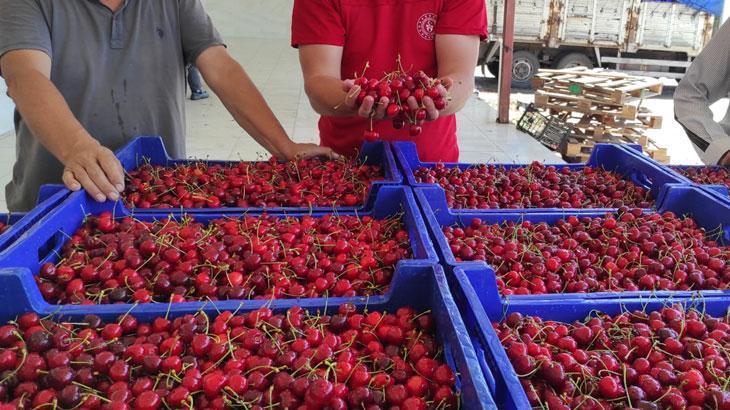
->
[187,65,209,100]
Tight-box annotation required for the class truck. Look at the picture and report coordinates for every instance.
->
[480,0,720,87]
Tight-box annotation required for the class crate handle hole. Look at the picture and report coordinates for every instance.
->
[37,231,66,265]
[629,171,653,191]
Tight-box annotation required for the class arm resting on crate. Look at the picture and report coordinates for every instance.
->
[674,20,730,166]
[195,46,338,160]
[0,50,125,202]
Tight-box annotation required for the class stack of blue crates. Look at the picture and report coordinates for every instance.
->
[392,141,730,409]
[0,136,728,409]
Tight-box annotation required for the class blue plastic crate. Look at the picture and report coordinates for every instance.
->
[0,185,439,313]
[447,279,730,410]
[0,263,496,409]
[418,183,730,302]
[76,136,402,214]
[0,186,70,256]
[394,141,686,212]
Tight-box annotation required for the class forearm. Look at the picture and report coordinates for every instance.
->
[304,74,357,117]
[4,69,96,163]
[206,58,294,157]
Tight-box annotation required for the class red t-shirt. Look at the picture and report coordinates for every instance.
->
[292,0,487,162]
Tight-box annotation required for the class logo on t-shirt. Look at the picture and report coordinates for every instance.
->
[417,13,437,41]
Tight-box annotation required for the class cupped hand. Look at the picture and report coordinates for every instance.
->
[342,80,389,120]
[407,77,452,121]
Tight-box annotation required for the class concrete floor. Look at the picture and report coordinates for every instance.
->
[0,37,558,212]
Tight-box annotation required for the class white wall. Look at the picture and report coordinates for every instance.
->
[204,0,293,39]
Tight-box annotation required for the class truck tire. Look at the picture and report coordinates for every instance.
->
[511,50,540,88]
[554,52,593,69]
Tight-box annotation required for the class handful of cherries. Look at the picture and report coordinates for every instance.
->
[349,59,448,141]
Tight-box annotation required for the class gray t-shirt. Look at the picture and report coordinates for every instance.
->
[0,0,224,211]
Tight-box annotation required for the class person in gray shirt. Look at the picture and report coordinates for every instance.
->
[0,0,335,211]
[674,19,730,166]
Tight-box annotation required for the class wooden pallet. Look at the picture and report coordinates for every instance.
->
[533,67,663,104]
[561,132,670,164]
[535,91,638,120]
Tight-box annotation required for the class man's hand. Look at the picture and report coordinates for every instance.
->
[342,80,389,120]
[61,138,125,202]
[282,142,341,161]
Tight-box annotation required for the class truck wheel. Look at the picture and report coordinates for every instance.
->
[487,61,500,78]
[554,52,593,69]
[511,51,540,88]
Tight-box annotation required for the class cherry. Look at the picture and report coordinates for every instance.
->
[134,390,161,410]
[308,379,334,404]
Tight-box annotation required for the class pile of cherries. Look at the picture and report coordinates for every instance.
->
[0,304,458,408]
[36,211,411,304]
[353,69,447,140]
[445,207,730,295]
[673,166,730,191]
[495,306,730,409]
[414,162,654,209]
[123,157,383,209]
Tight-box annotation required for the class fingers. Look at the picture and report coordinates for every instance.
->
[99,149,125,192]
[406,96,419,113]
[85,161,120,201]
[358,96,375,118]
[373,97,389,120]
[67,167,106,202]
[62,169,81,191]
[437,84,449,99]
[422,97,440,121]
[344,84,361,110]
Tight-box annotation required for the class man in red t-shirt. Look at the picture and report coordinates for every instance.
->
[291,0,488,162]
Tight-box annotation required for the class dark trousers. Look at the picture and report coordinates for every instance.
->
[187,65,204,92]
